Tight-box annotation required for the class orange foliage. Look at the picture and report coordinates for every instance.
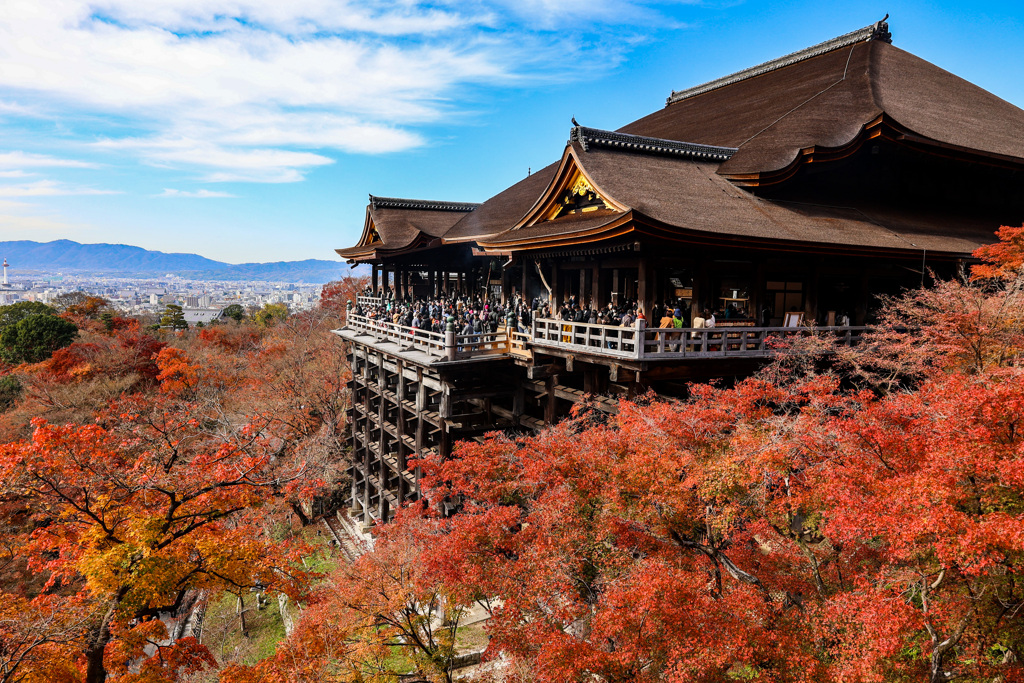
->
[973,223,1024,280]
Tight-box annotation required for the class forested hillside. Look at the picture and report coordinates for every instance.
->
[3,228,1024,682]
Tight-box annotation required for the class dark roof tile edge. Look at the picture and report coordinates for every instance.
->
[666,18,892,105]
[368,195,481,212]
[570,126,737,161]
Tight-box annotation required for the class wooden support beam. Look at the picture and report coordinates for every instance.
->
[552,263,561,307]
[395,360,407,505]
[638,256,652,319]
[544,375,557,426]
[527,363,562,380]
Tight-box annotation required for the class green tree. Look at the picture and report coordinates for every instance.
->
[0,374,21,412]
[222,303,245,322]
[0,314,78,364]
[253,302,289,328]
[0,301,57,331]
[160,304,189,330]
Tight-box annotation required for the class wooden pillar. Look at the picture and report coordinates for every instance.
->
[592,263,602,308]
[544,375,558,426]
[521,262,529,303]
[694,256,709,320]
[638,257,653,319]
[415,369,426,493]
[361,347,373,524]
[612,268,620,306]
[513,382,525,427]
[395,360,407,505]
[754,258,766,326]
[552,263,562,307]
[348,350,358,511]
[376,353,387,521]
[457,271,464,296]
[855,269,870,326]
[501,265,510,305]
[806,259,821,324]
[583,365,598,394]
[371,264,379,296]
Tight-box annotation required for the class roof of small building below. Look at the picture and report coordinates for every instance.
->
[182,308,226,324]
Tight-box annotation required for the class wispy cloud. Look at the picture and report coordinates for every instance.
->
[0,0,685,183]
[0,180,120,197]
[0,151,98,169]
[157,188,237,198]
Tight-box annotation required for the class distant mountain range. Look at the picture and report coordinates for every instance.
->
[0,240,365,283]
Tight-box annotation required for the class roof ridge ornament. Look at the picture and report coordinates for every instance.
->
[570,125,737,161]
[666,17,894,106]
[368,195,481,212]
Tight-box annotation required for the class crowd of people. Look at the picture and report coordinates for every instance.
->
[351,290,527,337]
[349,288,735,337]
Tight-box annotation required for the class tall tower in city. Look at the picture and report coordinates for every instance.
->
[2,258,7,286]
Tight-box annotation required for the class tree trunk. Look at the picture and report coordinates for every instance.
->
[85,589,127,683]
[290,501,310,526]
[278,593,295,636]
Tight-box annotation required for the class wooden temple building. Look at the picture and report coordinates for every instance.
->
[334,18,1024,524]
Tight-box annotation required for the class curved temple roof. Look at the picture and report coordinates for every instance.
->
[337,195,480,261]
[622,20,1024,177]
[342,20,1024,262]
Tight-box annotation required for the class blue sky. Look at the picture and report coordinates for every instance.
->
[1,0,1022,264]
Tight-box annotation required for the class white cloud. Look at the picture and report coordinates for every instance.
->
[0,0,683,182]
[0,180,120,197]
[157,188,237,198]
[0,151,98,169]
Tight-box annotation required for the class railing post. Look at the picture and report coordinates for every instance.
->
[635,318,645,359]
[445,316,456,361]
[345,300,352,328]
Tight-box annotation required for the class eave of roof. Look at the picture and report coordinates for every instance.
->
[570,126,736,161]
[369,195,481,212]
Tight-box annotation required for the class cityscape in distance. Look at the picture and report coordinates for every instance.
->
[0,239,367,319]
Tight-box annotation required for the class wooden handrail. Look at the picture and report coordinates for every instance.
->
[530,318,869,360]
[345,311,511,360]
[356,295,383,307]
[344,309,868,363]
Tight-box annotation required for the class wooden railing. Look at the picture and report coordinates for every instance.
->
[345,309,867,363]
[508,330,533,360]
[640,325,868,359]
[346,314,448,357]
[356,295,383,307]
[530,318,868,360]
[345,312,508,361]
[531,318,641,358]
